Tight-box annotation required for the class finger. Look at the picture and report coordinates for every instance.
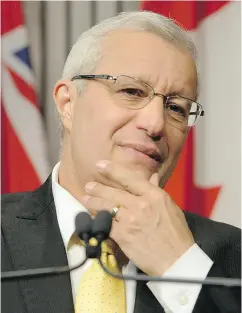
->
[96,160,157,196]
[109,219,128,246]
[149,173,159,187]
[84,182,135,207]
[82,195,114,213]
[82,195,126,221]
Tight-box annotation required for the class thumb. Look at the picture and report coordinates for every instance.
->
[149,172,159,187]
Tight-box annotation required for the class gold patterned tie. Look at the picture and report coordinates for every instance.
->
[74,238,126,313]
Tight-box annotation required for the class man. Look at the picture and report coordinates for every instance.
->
[2,10,241,313]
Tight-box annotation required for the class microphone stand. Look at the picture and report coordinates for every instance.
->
[2,211,241,313]
[1,241,104,281]
[97,247,241,313]
[1,258,88,281]
[97,257,241,287]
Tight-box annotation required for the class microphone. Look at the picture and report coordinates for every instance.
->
[2,210,241,288]
[92,210,113,242]
[1,211,92,281]
[2,210,240,313]
[84,210,113,259]
[75,211,92,243]
[91,212,241,313]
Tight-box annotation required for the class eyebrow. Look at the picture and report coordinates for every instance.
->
[120,73,196,101]
[125,73,157,86]
[138,76,194,100]
[166,91,187,98]
[166,91,197,102]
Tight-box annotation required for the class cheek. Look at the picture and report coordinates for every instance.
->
[158,126,188,182]
[166,125,188,158]
[72,100,109,153]
[71,91,132,155]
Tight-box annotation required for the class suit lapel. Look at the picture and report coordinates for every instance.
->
[4,176,74,313]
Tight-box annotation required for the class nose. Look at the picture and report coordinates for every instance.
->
[134,96,166,140]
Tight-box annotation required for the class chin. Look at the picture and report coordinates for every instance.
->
[117,159,156,181]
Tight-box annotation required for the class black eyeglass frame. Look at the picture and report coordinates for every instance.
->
[71,74,204,124]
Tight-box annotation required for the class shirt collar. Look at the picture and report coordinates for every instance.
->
[52,162,89,250]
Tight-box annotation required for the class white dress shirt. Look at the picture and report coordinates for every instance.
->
[52,162,213,313]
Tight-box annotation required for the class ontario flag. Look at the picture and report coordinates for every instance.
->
[141,1,241,227]
[1,1,50,193]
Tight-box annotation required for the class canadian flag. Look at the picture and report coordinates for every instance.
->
[141,1,241,228]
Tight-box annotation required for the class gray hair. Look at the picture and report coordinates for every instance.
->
[59,10,199,139]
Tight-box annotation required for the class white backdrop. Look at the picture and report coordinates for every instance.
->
[190,3,241,227]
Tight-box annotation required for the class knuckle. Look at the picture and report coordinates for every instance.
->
[100,198,113,210]
[135,170,145,178]
[137,199,151,211]
[122,182,131,191]
[128,214,136,224]
[163,191,172,205]
[115,189,126,199]
[154,189,168,204]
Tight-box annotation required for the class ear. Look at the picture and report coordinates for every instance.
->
[53,80,77,132]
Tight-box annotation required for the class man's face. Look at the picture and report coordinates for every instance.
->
[64,30,197,187]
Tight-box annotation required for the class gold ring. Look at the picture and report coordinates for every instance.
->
[111,206,119,219]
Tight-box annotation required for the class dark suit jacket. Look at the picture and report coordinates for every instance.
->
[1,175,241,313]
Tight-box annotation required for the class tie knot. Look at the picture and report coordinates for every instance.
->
[68,235,117,260]
[88,238,119,270]
[101,241,115,255]
[89,238,115,256]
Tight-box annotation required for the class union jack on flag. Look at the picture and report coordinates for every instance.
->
[1,0,49,193]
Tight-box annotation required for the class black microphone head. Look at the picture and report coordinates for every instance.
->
[75,212,92,241]
[92,211,112,240]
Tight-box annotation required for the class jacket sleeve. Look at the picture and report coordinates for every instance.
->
[193,240,241,313]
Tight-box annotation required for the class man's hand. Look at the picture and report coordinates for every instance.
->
[82,160,195,276]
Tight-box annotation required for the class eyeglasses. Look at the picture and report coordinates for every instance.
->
[71,74,204,127]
